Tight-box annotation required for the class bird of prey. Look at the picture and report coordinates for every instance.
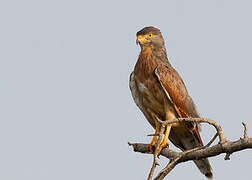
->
[129,26,213,179]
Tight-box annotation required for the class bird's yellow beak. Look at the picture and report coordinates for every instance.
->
[136,35,150,45]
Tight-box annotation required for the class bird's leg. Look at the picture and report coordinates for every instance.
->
[156,102,176,155]
[157,124,171,155]
[147,123,160,153]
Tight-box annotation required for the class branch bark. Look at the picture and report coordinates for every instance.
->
[128,118,252,180]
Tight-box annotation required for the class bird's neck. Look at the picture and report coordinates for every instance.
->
[134,46,171,77]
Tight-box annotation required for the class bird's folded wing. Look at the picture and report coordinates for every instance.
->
[154,63,203,145]
[155,63,201,118]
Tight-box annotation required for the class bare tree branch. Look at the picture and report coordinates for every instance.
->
[128,118,252,180]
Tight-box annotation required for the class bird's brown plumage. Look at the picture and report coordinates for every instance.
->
[130,26,213,178]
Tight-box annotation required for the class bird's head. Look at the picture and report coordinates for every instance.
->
[136,26,165,49]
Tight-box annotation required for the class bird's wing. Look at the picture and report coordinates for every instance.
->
[155,63,200,118]
[154,62,203,146]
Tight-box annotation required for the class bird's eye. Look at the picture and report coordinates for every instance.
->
[147,33,153,38]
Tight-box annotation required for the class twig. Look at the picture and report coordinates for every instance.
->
[242,122,248,139]
[224,153,231,160]
[160,118,227,144]
[205,132,218,147]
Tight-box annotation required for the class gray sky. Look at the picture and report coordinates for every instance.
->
[0,0,251,179]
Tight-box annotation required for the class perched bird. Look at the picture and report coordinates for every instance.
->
[129,26,213,179]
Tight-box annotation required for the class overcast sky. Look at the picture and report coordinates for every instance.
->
[0,0,252,179]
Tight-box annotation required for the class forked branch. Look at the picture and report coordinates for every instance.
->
[128,118,252,180]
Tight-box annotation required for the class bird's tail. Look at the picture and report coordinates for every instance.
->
[194,158,213,179]
[180,132,213,179]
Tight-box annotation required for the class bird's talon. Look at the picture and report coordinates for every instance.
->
[147,144,156,153]
[157,143,169,156]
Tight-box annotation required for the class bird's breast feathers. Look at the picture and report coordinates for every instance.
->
[130,71,171,121]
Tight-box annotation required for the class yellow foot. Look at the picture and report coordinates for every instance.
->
[146,141,169,155]
[146,122,171,155]
[157,124,171,155]
[157,141,169,155]
[147,142,156,153]
[147,123,160,153]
